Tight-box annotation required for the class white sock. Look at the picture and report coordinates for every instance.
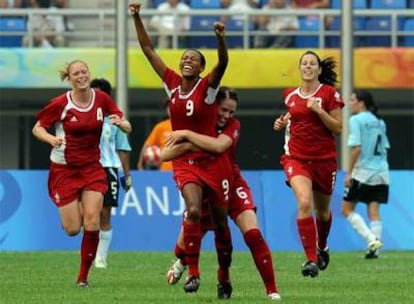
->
[347,212,376,244]
[370,220,383,241]
[96,229,113,261]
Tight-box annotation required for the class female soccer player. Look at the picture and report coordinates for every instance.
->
[130,2,232,293]
[273,50,344,278]
[32,60,131,287]
[162,87,281,301]
[341,90,389,259]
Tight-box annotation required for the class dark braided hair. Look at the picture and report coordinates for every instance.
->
[216,86,239,104]
[299,50,338,86]
[355,90,379,118]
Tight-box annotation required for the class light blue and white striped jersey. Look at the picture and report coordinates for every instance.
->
[100,117,132,168]
[348,111,390,185]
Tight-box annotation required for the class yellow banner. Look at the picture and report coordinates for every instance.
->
[1,48,413,88]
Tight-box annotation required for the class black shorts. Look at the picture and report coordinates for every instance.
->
[103,167,119,207]
[343,178,389,204]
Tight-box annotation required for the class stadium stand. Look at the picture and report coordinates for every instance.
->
[0,17,26,47]
[331,0,367,8]
[370,0,406,9]
[403,18,414,46]
[190,0,221,9]
[294,16,320,48]
[189,15,219,48]
[0,3,413,49]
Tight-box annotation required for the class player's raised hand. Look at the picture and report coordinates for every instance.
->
[214,21,226,37]
[129,3,141,16]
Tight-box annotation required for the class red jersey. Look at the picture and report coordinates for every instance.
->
[163,68,219,161]
[219,118,241,177]
[283,84,344,160]
[36,89,123,167]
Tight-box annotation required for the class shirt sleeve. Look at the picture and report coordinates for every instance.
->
[115,128,132,151]
[35,98,63,129]
[348,115,361,147]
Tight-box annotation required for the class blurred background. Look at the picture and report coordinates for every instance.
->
[0,0,413,170]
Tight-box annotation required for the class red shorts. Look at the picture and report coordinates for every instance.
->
[173,153,233,207]
[48,161,107,207]
[280,155,338,195]
[228,175,256,221]
[196,175,256,232]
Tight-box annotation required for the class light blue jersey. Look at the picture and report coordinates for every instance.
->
[100,117,132,168]
[348,111,390,185]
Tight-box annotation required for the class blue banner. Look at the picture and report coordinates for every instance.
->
[0,170,413,251]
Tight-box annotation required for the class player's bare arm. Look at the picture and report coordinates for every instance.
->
[273,112,290,131]
[129,2,167,79]
[307,97,342,135]
[209,22,228,89]
[32,121,65,148]
[108,114,132,133]
[161,142,196,162]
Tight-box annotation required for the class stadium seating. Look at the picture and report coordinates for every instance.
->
[190,0,221,9]
[225,18,254,49]
[402,18,414,46]
[331,0,367,8]
[370,0,406,9]
[0,17,26,47]
[189,15,219,48]
[325,17,367,48]
[365,16,391,46]
[294,16,320,48]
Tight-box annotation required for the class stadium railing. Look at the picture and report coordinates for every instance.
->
[0,8,413,48]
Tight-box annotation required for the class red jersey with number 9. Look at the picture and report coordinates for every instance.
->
[163,68,219,160]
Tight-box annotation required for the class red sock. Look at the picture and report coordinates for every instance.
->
[243,228,278,294]
[174,243,187,266]
[297,217,318,262]
[183,221,201,277]
[77,229,99,283]
[316,212,332,249]
[214,225,232,283]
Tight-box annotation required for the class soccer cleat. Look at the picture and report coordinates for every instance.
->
[301,261,319,278]
[183,275,200,293]
[166,260,187,285]
[368,239,383,252]
[217,282,233,299]
[365,248,379,259]
[93,258,107,269]
[317,246,330,271]
[267,292,282,301]
[76,280,90,288]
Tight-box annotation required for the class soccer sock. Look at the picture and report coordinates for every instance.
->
[214,225,233,283]
[370,220,383,241]
[174,243,187,266]
[96,229,112,261]
[77,229,99,283]
[297,217,318,262]
[183,221,201,277]
[347,212,376,244]
[243,228,278,294]
[316,212,332,249]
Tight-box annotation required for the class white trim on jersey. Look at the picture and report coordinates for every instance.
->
[66,89,96,112]
[205,86,219,105]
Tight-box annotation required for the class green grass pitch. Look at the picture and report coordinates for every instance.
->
[0,251,413,303]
